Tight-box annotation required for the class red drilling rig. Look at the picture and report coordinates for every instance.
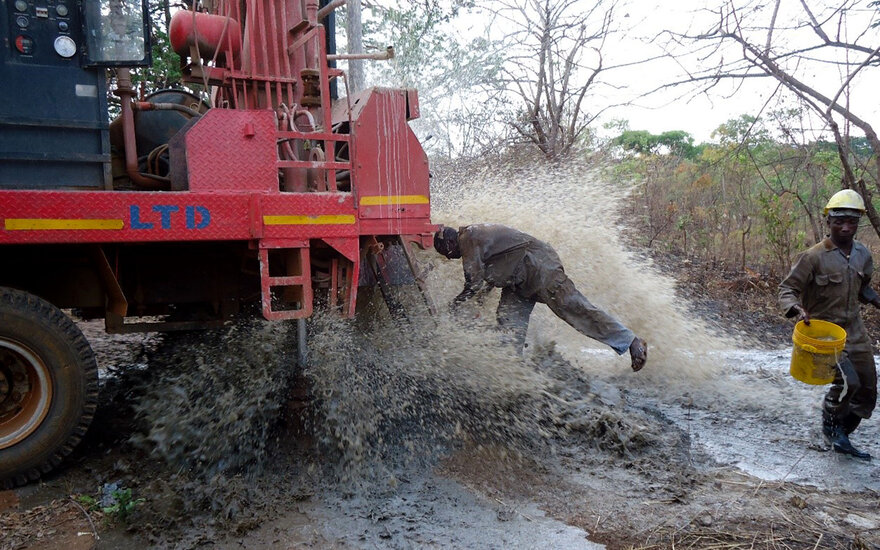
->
[0,0,435,486]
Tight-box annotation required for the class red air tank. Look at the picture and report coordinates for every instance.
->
[169,11,242,61]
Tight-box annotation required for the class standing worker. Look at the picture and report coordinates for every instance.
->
[433,224,648,372]
[779,189,880,460]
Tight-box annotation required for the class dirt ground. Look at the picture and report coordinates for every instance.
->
[1,289,879,549]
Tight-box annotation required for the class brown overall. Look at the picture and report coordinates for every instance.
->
[779,237,879,432]
[454,224,635,354]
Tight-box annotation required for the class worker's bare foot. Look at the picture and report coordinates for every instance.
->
[629,337,647,372]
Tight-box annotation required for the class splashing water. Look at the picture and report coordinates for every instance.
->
[302,155,755,483]
[429,156,734,386]
[134,320,296,476]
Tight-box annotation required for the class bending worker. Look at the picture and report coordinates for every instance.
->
[779,189,880,460]
[434,223,648,371]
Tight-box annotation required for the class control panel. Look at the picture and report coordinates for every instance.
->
[6,0,82,66]
[0,0,149,189]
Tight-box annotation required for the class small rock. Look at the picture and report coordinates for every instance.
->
[100,481,121,507]
[788,495,808,509]
[113,459,131,474]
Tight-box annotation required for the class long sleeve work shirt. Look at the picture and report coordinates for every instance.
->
[779,237,879,353]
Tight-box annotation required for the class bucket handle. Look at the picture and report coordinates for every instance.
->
[801,344,819,354]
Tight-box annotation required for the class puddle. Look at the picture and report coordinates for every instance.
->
[625,348,880,492]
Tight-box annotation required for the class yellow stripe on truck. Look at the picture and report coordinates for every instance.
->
[4,218,124,230]
[263,215,356,225]
[359,195,429,206]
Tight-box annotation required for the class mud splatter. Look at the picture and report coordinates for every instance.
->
[133,320,297,476]
[304,303,684,489]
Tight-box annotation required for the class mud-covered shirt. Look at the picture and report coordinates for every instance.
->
[455,224,566,302]
[778,237,879,352]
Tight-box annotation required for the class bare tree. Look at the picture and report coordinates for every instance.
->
[357,1,503,158]
[491,0,620,160]
[346,0,365,93]
[658,1,880,237]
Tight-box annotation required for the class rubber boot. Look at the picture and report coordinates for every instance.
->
[841,412,863,435]
[824,424,871,460]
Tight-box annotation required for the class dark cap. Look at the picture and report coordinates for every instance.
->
[433,226,459,257]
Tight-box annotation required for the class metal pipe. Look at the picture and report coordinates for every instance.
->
[116,69,170,190]
[305,0,319,26]
[317,0,345,21]
[133,101,202,118]
[327,46,394,61]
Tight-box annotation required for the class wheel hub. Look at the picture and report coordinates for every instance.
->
[0,341,52,449]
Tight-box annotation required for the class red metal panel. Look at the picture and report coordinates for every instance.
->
[0,189,432,244]
[358,218,437,237]
[260,192,359,239]
[185,109,278,192]
[0,188,436,245]
[321,237,359,263]
[406,89,420,121]
[350,89,431,221]
[359,202,430,220]
[0,190,253,244]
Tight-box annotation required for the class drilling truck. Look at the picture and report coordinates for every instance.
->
[0,0,435,486]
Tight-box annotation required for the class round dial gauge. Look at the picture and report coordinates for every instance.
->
[53,35,76,58]
[56,4,68,16]
[14,1,28,13]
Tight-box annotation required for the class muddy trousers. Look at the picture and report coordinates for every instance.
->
[822,349,877,435]
[496,278,635,355]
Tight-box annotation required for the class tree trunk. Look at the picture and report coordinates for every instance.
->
[346,0,364,93]
[162,0,171,33]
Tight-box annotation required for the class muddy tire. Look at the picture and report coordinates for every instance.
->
[0,287,98,488]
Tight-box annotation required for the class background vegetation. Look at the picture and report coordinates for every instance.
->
[608,114,879,277]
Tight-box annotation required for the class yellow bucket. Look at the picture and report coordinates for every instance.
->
[790,320,846,385]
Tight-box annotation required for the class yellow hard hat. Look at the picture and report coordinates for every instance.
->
[824,189,866,216]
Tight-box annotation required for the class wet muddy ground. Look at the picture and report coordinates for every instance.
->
[1,317,879,550]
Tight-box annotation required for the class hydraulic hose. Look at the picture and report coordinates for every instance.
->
[115,69,171,190]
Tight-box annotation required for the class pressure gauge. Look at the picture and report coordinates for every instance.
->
[14,1,28,12]
[56,4,68,17]
[53,35,76,58]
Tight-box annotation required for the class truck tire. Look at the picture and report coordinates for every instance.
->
[0,287,98,488]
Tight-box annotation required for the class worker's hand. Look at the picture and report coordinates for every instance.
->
[792,305,811,326]
[629,337,647,372]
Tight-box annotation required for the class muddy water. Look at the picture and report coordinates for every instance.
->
[430,158,730,383]
[135,321,297,476]
[302,157,701,481]
[631,348,880,492]
[129,156,722,483]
